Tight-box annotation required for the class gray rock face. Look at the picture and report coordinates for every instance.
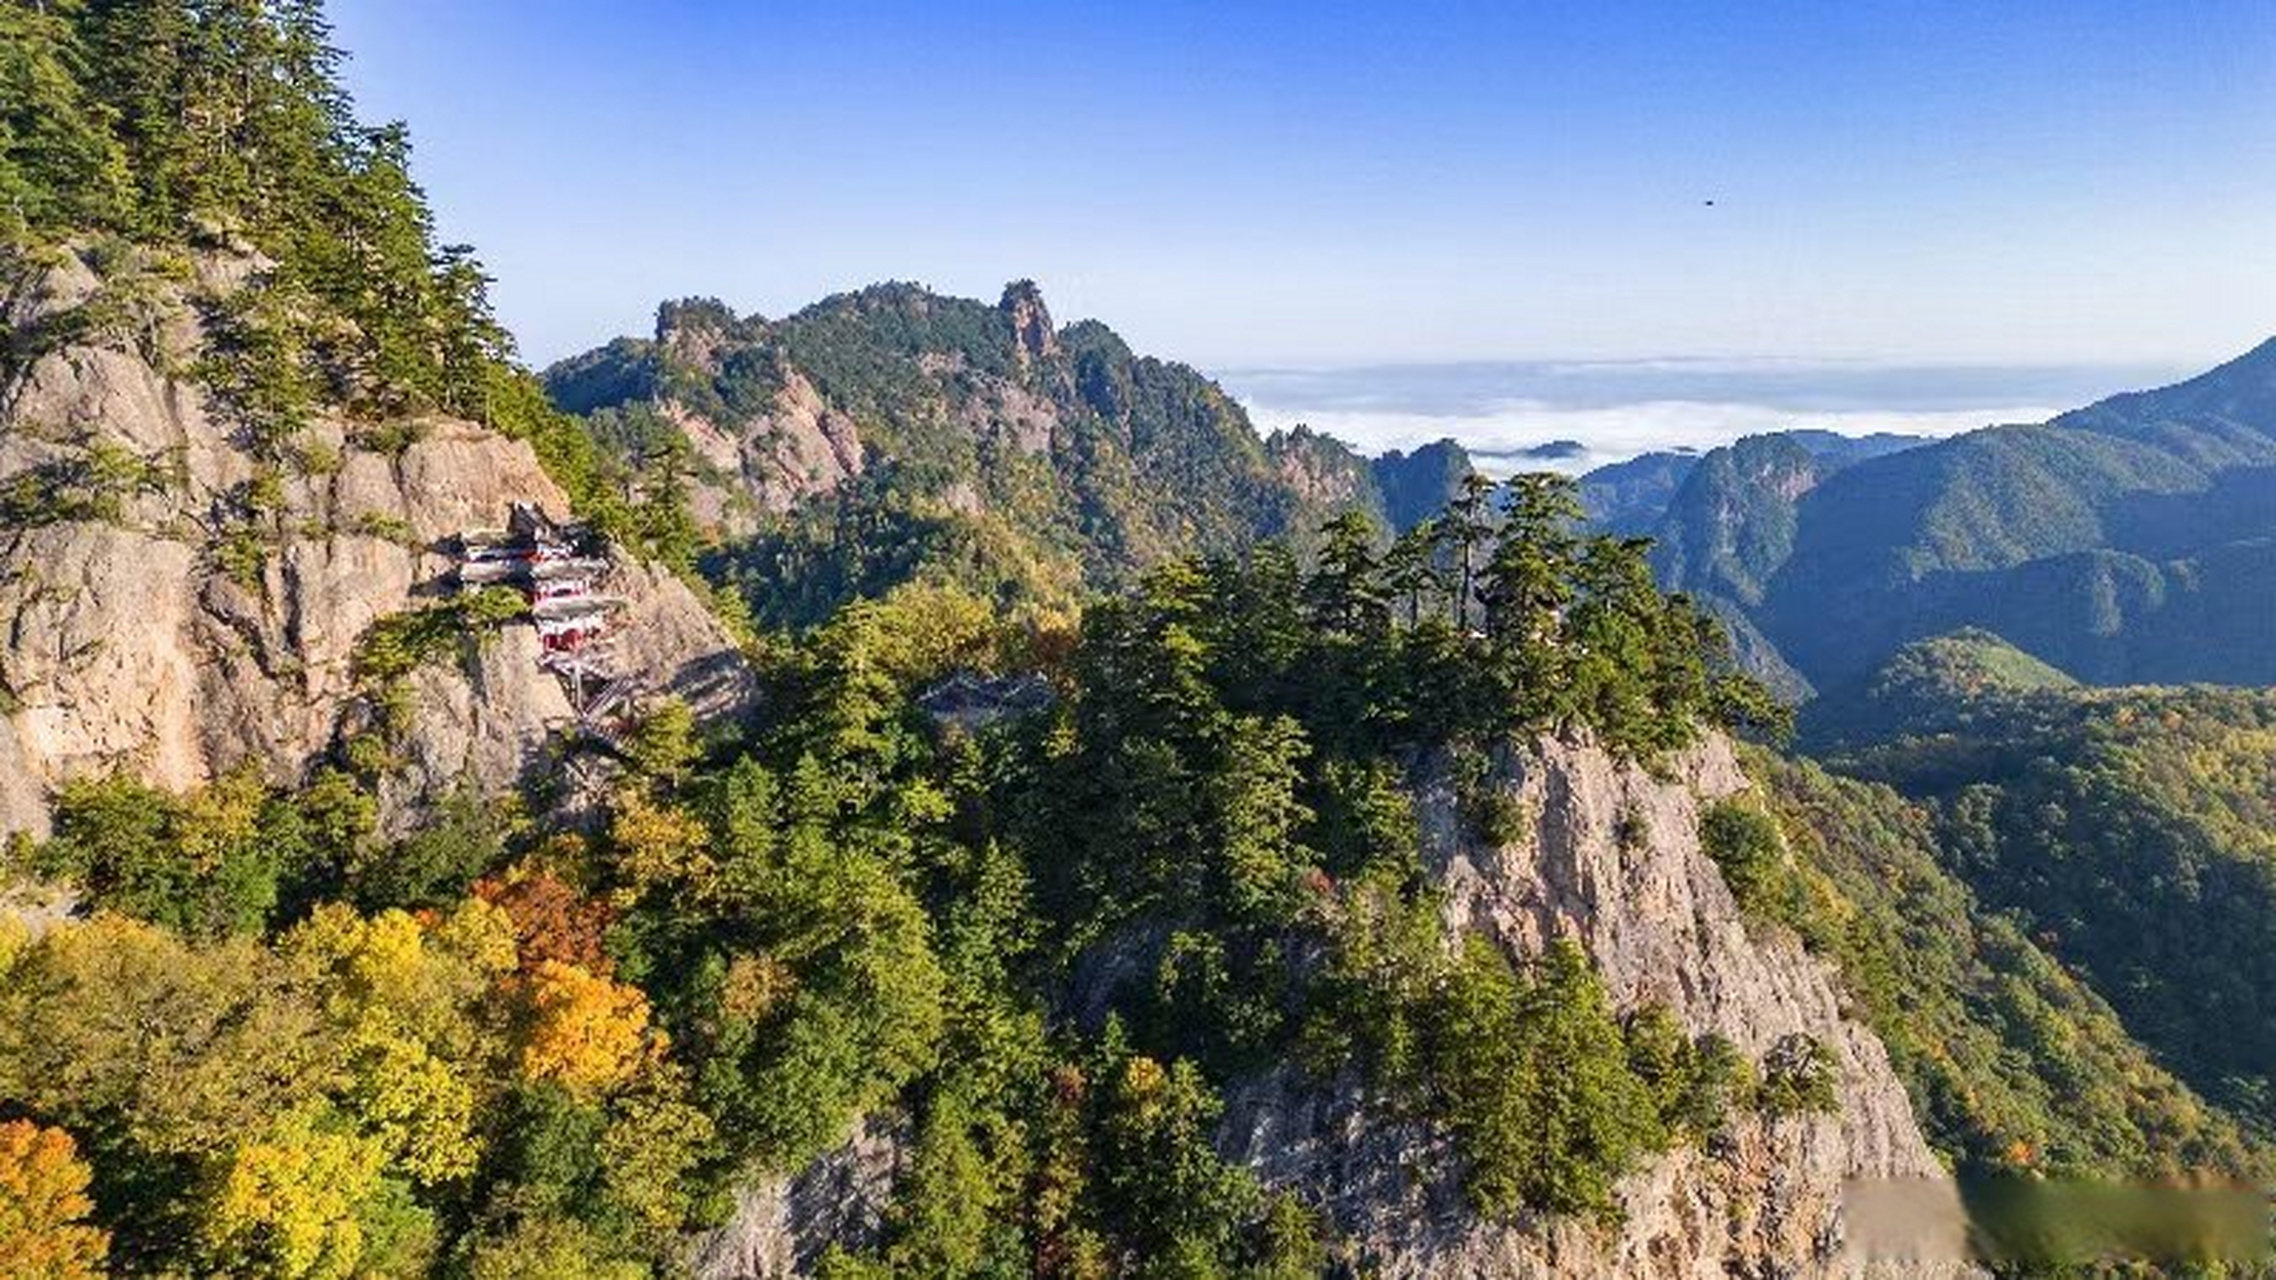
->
[0,246,753,836]
[694,735,1969,1277]
[688,1114,906,1279]
[668,364,866,539]
[1219,733,1968,1277]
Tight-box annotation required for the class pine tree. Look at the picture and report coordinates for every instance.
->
[1304,509,1390,639]
[0,0,131,236]
[1439,472,1497,628]
[1566,534,1664,752]
[80,0,192,233]
[1479,472,1584,725]
[1384,515,1444,628]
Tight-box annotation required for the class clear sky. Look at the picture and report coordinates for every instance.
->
[330,0,2276,378]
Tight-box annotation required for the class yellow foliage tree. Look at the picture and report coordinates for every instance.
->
[278,904,513,1190]
[200,1109,388,1280]
[0,1119,109,1279]
[608,792,715,903]
[342,1027,480,1186]
[283,901,513,1062]
[0,916,329,1159]
[517,961,655,1098]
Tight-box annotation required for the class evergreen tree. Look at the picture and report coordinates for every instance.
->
[0,0,130,236]
[79,0,191,234]
[1303,509,1390,639]
[1565,534,1665,753]
[1383,515,1444,628]
[1438,471,1497,628]
[1479,473,1584,724]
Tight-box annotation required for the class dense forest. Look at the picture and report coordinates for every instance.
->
[1808,632,2276,1141]
[1600,342,2276,695]
[6,2,2276,1276]
[1,456,1790,1272]
[0,17,1795,1258]
[544,284,1475,632]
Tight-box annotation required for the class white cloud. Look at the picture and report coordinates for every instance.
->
[1235,396,2068,474]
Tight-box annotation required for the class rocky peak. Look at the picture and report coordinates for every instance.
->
[694,733,1968,1278]
[655,296,746,367]
[0,245,755,837]
[998,279,1059,365]
[1217,733,1969,1277]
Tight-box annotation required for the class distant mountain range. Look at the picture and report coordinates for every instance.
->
[1581,429,1928,538]
[1579,341,2276,695]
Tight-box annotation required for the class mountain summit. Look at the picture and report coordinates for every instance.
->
[544,281,1470,627]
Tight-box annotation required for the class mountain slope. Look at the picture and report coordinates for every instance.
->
[1581,430,1923,540]
[1748,748,2261,1181]
[0,242,750,841]
[1630,344,2276,690]
[546,284,1467,628]
[1809,637,2276,1135]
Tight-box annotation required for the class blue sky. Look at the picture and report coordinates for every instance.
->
[331,1,2276,416]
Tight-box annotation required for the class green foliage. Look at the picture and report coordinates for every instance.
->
[0,438,173,527]
[1623,1006,1749,1143]
[1422,938,1665,1222]
[1822,679,2276,1139]
[1744,747,2267,1181]
[1754,1034,1839,1117]
[464,1214,649,1280]
[1802,628,2078,751]
[343,509,416,544]
[559,282,1448,633]
[342,786,505,913]
[9,471,2093,1274]
[351,587,527,686]
[33,766,368,938]
[1698,800,1799,923]
[0,0,704,572]
[0,1,132,240]
[623,697,701,789]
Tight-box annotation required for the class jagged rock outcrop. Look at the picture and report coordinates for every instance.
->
[693,734,1967,1278]
[544,282,1470,630]
[1219,734,1966,1277]
[688,1114,907,1278]
[0,245,754,836]
[1000,279,1060,366]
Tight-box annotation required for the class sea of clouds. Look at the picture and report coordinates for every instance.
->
[1216,359,2184,474]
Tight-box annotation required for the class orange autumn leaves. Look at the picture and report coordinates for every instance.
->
[0,1120,109,1279]
[515,959,655,1097]
[473,857,657,1099]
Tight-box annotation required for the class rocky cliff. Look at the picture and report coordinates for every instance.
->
[1221,734,1964,1276]
[0,244,753,837]
[694,734,1968,1278]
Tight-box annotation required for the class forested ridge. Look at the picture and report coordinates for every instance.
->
[545,283,1475,633]
[2,450,1792,1272]
[1597,343,2276,695]
[1809,634,2276,1144]
[6,2,2276,1277]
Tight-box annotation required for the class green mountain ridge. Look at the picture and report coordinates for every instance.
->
[544,283,1472,629]
[1611,342,2276,692]
[1806,633,2276,1147]
[5,1,2274,1273]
